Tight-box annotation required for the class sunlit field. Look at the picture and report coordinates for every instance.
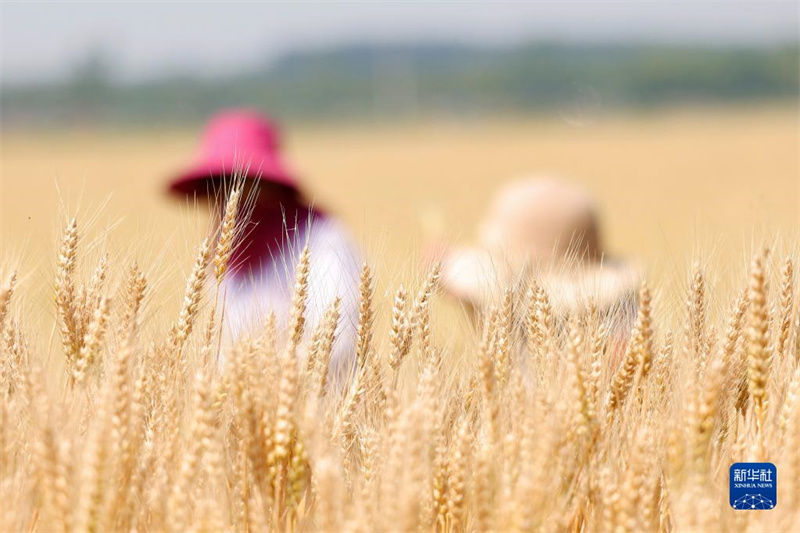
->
[1,105,799,533]
[2,106,798,321]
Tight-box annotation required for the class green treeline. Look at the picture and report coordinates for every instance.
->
[2,42,797,127]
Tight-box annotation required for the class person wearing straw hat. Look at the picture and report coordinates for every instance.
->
[437,176,640,326]
[168,108,361,380]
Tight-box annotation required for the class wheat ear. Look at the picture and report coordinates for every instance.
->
[0,272,17,338]
[606,321,642,420]
[493,288,513,387]
[567,318,594,440]
[687,264,708,367]
[55,218,79,364]
[288,245,311,350]
[689,352,723,477]
[719,290,748,412]
[746,249,771,454]
[636,282,654,382]
[412,262,441,362]
[776,257,794,361]
[119,262,147,339]
[213,186,242,284]
[308,296,341,395]
[354,263,374,370]
[388,285,412,372]
[446,415,470,533]
[533,283,556,363]
[72,295,111,385]
[747,251,770,431]
[172,237,212,352]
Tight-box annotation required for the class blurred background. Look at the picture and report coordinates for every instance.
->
[1,1,798,316]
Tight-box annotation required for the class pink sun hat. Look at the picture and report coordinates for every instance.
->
[168,109,297,195]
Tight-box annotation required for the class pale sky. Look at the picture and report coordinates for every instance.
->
[1,1,798,83]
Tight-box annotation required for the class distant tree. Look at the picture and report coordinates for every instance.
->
[67,46,115,124]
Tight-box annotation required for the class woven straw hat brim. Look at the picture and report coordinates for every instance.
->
[440,247,641,315]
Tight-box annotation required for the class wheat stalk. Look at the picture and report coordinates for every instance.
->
[167,371,213,532]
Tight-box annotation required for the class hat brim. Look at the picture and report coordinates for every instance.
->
[440,246,641,314]
[167,159,297,196]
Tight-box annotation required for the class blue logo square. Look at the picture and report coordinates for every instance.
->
[730,462,777,510]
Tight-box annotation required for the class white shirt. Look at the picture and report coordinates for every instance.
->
[220,216,361,380]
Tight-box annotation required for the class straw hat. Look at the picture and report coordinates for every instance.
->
[440,177,640,315]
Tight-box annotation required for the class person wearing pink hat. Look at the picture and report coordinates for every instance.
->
[168,109,361,381]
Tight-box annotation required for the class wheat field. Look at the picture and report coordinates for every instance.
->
[2,106,798,291]
[0,107,799,532]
